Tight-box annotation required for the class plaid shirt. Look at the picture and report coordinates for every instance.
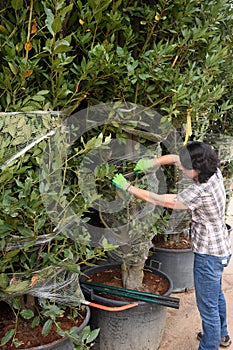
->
[177,168,232,257]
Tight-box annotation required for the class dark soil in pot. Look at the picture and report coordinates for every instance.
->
[87,266,170,299]
[153,224,232,250]
[0,301,88,350]
[152,232,191,250]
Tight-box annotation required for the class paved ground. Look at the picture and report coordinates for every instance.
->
[158,195,233,350]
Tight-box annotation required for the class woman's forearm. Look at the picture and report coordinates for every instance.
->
[152,154,180,167]
[127,185,187,210]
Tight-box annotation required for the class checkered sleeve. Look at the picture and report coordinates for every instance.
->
[176,184,201,211]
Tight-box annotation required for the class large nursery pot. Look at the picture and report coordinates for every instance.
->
[148,228,194,293]
[80,263,173,350]
[149,224,232,293]
[148,247,194,293]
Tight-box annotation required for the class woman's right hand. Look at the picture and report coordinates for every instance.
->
[134,158,154,174]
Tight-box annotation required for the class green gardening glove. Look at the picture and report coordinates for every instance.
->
[112,173,131,191]
[134,158,154,174]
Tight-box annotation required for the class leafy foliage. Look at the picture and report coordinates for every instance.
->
[0,112,114,348]
[0,0,232,346]
[0,0,232,136]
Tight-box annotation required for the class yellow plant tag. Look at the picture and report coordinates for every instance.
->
[184,108,192,145]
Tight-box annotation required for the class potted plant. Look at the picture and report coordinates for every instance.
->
[0,112,112,349]
[0,0,232,347]
[80,190,174,350]
[65,103,178,350]
[149,208,194,293]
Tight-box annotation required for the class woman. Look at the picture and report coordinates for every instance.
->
[112,141,231,350]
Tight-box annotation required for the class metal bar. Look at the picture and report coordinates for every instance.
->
[81,281,179,303]
[81,282,179,309]
[82,285,179,309]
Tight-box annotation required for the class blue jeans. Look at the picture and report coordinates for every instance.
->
[194,253,231,350]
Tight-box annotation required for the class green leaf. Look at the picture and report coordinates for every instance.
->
[60,4,73,16]
[5,250,20,259]
[80,326,100,343]
[1,329,15,345]
[11,0,23,10]
[42,319,53,336]
[88,0,96,10]
[20,309,34,319]
[52,17,62,34]
[13,339,24,347]
[8,62,17,75]
[0,273,9,289]
[4,281,29,294]
[12,298,21,310]
[64,249,74,260]
[32,316,40,328]
[32,95,46,102]
[86,327,100,343]
[84,133,103,150]
[53,45,71,54]
[37,90,50,95]
[17,226,34,237]
[20,105,41,112]
[4,280,30,293]
[138,73,152,80]
[6,93,11,105]
[44,6,54,36]
[0,224,12,234]
[54,39,70,50]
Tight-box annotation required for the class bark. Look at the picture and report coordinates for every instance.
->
[25,294,36,312]
[121,261,145,290]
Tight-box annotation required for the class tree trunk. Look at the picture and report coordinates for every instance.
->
[25,294,36,312]
[121,261,146,290]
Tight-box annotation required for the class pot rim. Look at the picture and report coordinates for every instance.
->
[80,263,173,307]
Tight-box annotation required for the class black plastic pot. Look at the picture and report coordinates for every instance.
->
[148,248,194,293]
[148,224,232,293]
[80,263,173,350]
[22,306,90,350]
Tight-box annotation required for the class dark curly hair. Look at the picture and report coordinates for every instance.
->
[179,141,220,183]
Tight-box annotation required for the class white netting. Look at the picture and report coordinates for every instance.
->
[29,268,83,306]
[0,106,185,306]
[0,266,83,306]
[0,112,86,305]
[0,111,64,169]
